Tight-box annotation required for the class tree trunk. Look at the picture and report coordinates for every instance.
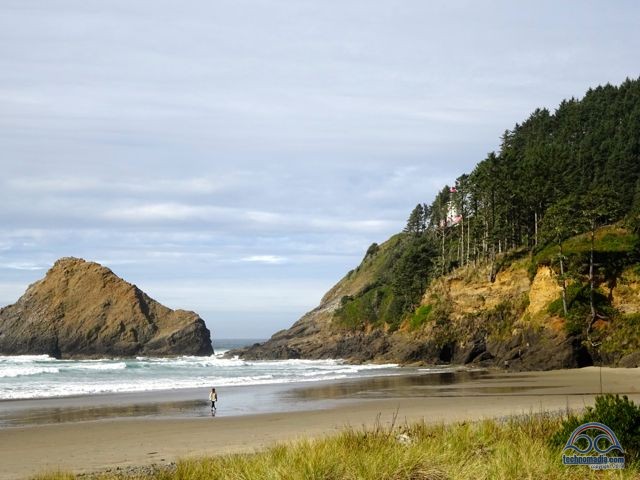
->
[589,222,596,322]
[483,220,488,259]
[467,220,471,265]
[460,216,464,266]
[441,227,446,276]
[559,242,568,316]
[488,245,497,283]
[534,211,538,246]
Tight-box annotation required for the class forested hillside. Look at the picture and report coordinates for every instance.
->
[336,77,640,330]
[236,78,640,369]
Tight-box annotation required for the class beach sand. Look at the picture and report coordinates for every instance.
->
[0,366,638,479]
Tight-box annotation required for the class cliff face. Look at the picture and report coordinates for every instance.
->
[234,229,640,371]
[234,259,578,369]
[233,236,429,363]
[0,257,213,358]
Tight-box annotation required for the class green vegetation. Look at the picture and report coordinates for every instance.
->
[407,304,433,330]
[432,80,640,273]
[334,78,640,335]
[334,233,435,331]
[336,285,401,330]
[547,282,615,335]
[484,297,528,340]
[364,242,379,257]
[532,225,638,337]
[534,226,638,268]
[550,394,640,465]
[601,313,640,357]
[35,411,640,480]
[328,234,404,303]
[422,79,640,277]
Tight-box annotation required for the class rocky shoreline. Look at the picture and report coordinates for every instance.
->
[230,255,640,371]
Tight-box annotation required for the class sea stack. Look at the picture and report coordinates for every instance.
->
[0,257,213,358]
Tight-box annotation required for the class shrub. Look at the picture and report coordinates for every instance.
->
[408,304,433,330]
[365,242,380,258]
[550,394,640,464]
[601,313,640,357]
[485,299,519,340]
[547,283,616,335]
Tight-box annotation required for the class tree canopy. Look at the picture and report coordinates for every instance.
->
[414,77,640,272]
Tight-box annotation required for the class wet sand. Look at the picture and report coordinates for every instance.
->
[0,367,638,479]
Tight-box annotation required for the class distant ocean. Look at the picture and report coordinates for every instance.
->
[0,339,399,400]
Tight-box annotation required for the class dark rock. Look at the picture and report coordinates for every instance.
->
[618,351,640,368]
[486,329,593,371]
[455,338,487,364]
[438,343,455,363]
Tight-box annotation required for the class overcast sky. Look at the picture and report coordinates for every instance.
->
[1,1,639,340]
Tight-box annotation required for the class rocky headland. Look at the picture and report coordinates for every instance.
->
[0,257,213,358]
[232,227,640,371]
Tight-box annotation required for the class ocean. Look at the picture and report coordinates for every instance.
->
[0,339,400,400]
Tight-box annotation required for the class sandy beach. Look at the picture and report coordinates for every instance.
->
[0,366,638,479]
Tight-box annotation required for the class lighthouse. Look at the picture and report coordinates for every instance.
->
[446,186,462,227]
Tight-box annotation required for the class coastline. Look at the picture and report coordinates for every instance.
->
[0,367,638,479]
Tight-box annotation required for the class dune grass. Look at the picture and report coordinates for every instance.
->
[33,412,638,480]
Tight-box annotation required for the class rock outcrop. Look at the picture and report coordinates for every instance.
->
[0,257,213,358]
[231,237,637,371]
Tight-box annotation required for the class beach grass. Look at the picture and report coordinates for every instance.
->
[32,411,639,480]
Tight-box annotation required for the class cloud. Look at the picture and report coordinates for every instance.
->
[0,282,33,306]
[103,203,219,222]
[1,0,639,336]
[5,176,232,196]
[0,262,47,271]
[140,278,331,314]
[241,255,287,265]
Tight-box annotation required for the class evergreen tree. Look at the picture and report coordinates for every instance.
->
[416,77,640,277]
[580,188,624,325]
[542,197,583,316]
[404,204,425,235]
[391,235,435,312]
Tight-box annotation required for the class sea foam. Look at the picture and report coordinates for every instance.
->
[0,352,399,400]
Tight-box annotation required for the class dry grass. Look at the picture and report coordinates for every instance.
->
[33,411,639,480]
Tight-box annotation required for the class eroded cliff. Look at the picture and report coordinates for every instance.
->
[234,228,640,371]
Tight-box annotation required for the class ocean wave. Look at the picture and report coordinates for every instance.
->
[0,366,60,378]
[0,371,360,399]
[69,362,127,371]
[0,354,56,364]
[0,354,402,400]
[126,355,397,371]
[298,367,362,377]
[131,356,248,369]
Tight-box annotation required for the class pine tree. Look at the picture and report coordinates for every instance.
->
[404,204,425,235]
[580,188,623,325]
[542,197,583,316]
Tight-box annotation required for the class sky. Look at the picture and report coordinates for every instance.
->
[1,1,639,339]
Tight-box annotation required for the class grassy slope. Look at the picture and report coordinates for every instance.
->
[323,225,639,341]
[320,234,403,304]
[325,234,408,330]
[34,414,638,480]
[532,225,637,269]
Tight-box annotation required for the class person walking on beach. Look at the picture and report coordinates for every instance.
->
[209,387,217,411]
